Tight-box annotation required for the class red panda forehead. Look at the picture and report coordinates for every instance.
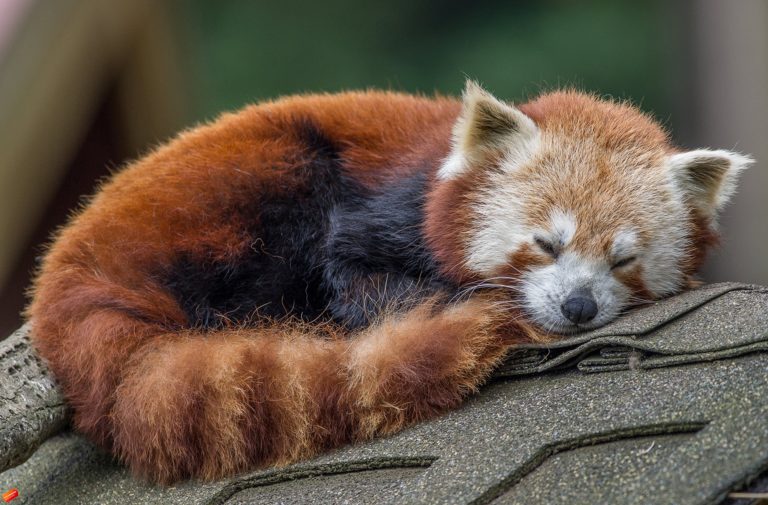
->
[512,131,670,258]
[569,220,650,258]
[519,90,671,152]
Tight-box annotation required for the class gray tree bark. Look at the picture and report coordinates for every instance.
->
[0,324,69,472]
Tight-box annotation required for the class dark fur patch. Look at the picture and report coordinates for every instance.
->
[292,115,342,161]
[26,90,526,483]
[475,100,518,134]
[162,117,350,327]
[323,172,455,328]
[162,118,453,330]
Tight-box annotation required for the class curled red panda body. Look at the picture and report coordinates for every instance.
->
[27,82,750,483]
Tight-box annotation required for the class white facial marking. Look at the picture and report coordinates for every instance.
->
[550,210,577,247]
[611,229,638,260]
[641,233,688,297]
[456,117,746,334]
[465,187,527,273]
[642,177,691,297]
[521,251,627,334]
[464,158,549,275]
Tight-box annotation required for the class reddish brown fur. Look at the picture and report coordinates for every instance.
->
[520,90,670,150]
[424,175,481,283]
[683,210,721,279]
[450,90,719,301]
[614,266,655,304]
[505,243,553,275]
[27,90,722,483]
[26,91,520,483]
[519,92,672,260]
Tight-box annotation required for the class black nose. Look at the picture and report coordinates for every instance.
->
[561,288,598,324]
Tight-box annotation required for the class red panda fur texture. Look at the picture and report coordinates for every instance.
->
[27,82,750,483]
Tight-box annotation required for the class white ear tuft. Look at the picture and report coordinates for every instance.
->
[666,149,754,216]
[437,80,538,180]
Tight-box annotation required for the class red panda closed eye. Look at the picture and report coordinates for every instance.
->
[27,80,751,483]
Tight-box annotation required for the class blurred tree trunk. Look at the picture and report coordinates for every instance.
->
[688,0,768,285]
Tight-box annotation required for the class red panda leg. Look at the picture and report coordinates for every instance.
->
[344,296,512,439]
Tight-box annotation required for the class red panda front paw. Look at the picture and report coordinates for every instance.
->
[344,296,511,439]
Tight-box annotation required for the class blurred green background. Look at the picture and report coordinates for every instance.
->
[181,1,676,120]
[0,0,765,336]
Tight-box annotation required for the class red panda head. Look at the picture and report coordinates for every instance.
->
[426,81,753,334]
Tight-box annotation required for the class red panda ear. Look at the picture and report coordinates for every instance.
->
[438,80,539,180]
[667,149,753,218]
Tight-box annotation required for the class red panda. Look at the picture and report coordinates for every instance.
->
[27,81,751,483]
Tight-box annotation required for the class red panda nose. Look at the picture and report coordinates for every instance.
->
[561,287,598,324]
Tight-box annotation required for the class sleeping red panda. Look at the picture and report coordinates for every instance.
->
[27,81,751,483]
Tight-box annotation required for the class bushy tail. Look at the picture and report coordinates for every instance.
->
[31,284,513,483]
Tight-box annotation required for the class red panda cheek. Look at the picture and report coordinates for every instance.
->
[496,243,553,280]
[425,178,480,284]
[613,266,655,302]
[681,210,720,278]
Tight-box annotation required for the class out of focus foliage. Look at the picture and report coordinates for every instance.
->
[179,0,676,123]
